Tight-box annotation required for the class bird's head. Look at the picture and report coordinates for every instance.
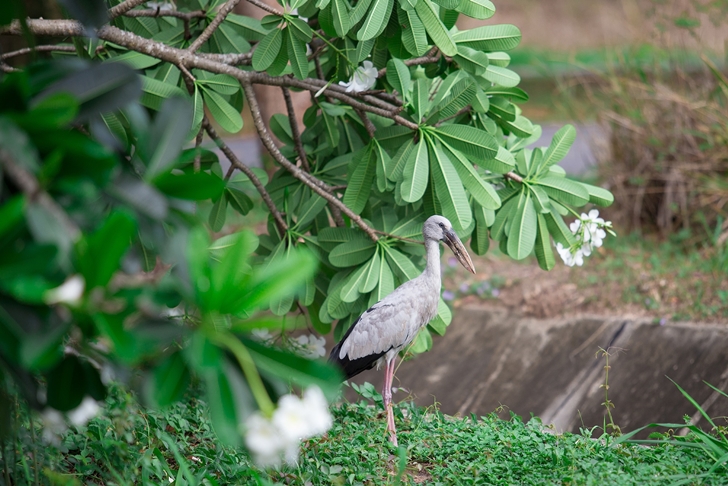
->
[423,215,476,274]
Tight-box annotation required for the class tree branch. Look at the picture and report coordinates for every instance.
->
[354,107,376,138]
[376,54,441,78]
[202,118,288,236]
[123,9,206,19]
[246,0,283,16]
[505,172,524,183]
[188,0,241,54]
[242,79,379,241]
[109,0,148,19]
[281,86,309,172]
[0,149,80,240]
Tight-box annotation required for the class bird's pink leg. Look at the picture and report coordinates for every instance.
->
[383,358,398,446]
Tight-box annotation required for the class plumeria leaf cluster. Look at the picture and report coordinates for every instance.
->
[0,0,615,464]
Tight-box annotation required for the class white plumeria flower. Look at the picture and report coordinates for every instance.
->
[41,409,67,446]
[555,210,612,267]
[242,386,332,468]
[301,386,333,435]
[67,396,100,427]
[251,328,274,343]
[244,413,285,467]
[44,275,85,306]
[339,61,378,93]
[294,334,326,359]
[272,394,312,442]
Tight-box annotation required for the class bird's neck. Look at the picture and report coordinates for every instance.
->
[424,238,442,283]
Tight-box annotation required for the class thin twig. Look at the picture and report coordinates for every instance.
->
[193,127,204,173]
[354,107,376,138]
[187,0,241,54]
[0,44,75,60]
[376,55,441,78]
[373,230,424,245]
[242,79,379,241]
[281,86,310,172]
[109,0,148,19]
[202,118,288,236]
[123,9,206,19]
[434,106,471,127]
[246,0,283,16]
[0,149,80,240]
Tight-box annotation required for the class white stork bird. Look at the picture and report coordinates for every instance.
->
[329,215,476,445]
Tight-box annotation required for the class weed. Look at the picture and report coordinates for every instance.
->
[596,347,622,437]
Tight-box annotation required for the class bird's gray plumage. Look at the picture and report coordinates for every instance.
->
[329,215,474,379]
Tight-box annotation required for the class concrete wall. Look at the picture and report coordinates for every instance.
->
[347,307,728,436]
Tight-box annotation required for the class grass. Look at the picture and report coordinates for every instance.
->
[2,382,727,485]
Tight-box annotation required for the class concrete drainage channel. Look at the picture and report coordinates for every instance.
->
[349,307,728,436]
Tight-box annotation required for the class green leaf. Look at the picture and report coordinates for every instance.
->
[386,58,412,98]
[441,143,500,209]
[433,124,499,160]
[534,213,555,271]
[414,0,457,56]
[373,256,395,302]
[226,187,254,215]
[358,0,393,41]
[457,0,495,19]
[208,196,227,232]
[428,299,451,335]
[339,262,368,303]
[412,78,431,122]
[144,97,193,179]
[410,327,432,353]
[482,65,520,87]
[225,14,271,41]
[203,88,243,133]
[543,209,576,247]
[401,138,429,202]
[490,193,518,241]
[252,28,283,71]
[0,196,25,239]
[45,355,85,411]
[200,74,240,95]
[329,238,377,267]
[540,124,576,172]
[581,182,614,207]
[429,138,472,229]
[536,176,590,207]
[154,171,226,200]
[470,203,490,255]
[387,138,415,182]
[401,7,430,57]
[294,195,327,230]
[350,0,373,25]
[140,75,187,111]
[452,24,521,51]
[331,0,351,37]
[77,210,136,289]
[488,96,516,121]
[485,85,529,101]
[202,362,243,446]
[244,338,342,398]
[360,251,381,293]
[507,189,537,260]
[148,351,190,408]
[286,29,309,80]
[428,78,476,122]
[487,51,511,67]
[453,45,489,75]
[384,247,420,281]
[376,125,414,149]
[287,17,314,42]
[343,144,376,213]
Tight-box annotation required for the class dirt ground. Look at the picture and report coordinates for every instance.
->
[443,243,728,325]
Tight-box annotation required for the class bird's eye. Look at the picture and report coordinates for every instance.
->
[438,223,444,229]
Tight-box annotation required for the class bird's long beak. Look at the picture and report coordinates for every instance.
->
[444,230,476,274]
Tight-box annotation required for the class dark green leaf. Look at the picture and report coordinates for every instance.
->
[77,210,136,289]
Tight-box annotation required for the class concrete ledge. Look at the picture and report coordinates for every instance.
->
[348,306,728,435]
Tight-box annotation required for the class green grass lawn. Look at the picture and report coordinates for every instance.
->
[5,383,726,485]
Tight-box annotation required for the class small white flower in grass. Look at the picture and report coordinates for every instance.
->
[44,275,84,306]
[273,394,312,442]
[251,328,274,343]
[339,61,378,93]
[41,409,67,446]
[302,386,333,435]
[67,396,100,427]
[245,413,285,467]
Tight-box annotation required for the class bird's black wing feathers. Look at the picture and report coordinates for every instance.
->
[328,305,394,380]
